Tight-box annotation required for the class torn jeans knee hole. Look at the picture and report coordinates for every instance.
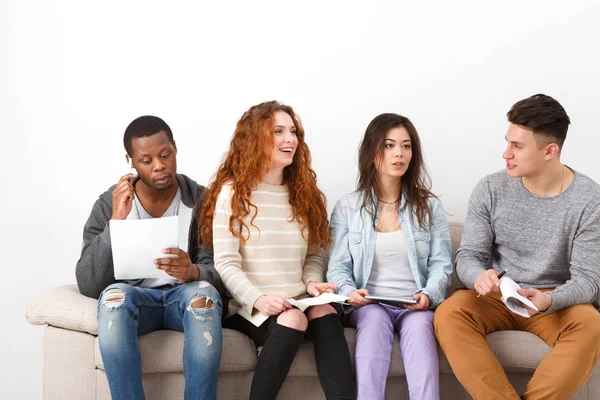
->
[187,296,215,320]
[190,296,214,309]
[102,289,125,309]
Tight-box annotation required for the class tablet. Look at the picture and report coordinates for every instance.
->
[364,295,417,306]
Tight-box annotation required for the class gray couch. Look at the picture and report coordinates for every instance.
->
[26,222,600,399]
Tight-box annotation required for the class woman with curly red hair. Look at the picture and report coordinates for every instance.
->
[199,101,355,400]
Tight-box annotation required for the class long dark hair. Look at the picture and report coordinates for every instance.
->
[357,113,435,229]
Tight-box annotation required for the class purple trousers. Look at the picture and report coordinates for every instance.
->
[346,303,439,400]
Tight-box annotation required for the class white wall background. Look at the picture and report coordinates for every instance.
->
[2,1,599,398]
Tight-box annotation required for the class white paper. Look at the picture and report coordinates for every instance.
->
[110,216,179,279]
[287,293,349,311]
[237,308,270,327]
[499,277,539,318]
[237,293,349,327]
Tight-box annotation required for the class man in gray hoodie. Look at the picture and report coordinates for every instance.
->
[434,94,600,400]
[76,116,223,400]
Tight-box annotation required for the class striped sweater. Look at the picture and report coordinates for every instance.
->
[213,182,325,317]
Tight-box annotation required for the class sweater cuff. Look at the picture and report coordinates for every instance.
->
[244,287,266,315]
[195,265,207,283]
[458,266,487,290]
[545,290,566,313]
[303,273,323,285]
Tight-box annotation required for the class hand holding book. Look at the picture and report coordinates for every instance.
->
[499,277,539,318]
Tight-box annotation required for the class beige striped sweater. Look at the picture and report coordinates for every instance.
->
[213,182,324,318]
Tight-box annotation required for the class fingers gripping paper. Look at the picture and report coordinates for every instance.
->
[499,277,539,318]
[110,216,179,279]
[238,293,349,327]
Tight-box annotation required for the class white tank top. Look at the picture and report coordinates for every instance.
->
[365,230,418,298]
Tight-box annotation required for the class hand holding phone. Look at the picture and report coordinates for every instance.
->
[110,158,138,220]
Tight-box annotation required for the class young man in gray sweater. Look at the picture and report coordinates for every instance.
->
[75,116,223,400]
[434,94,600,400]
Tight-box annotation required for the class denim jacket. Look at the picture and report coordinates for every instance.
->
[327,190,452,309]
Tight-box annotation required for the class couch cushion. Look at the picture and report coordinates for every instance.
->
[287,328,550,377]
[484,331,551,372]
[26,284,99,335]
[95,328,256,373]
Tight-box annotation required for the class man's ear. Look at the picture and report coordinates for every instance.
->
[173,140,177,154]
[545,143,560,159]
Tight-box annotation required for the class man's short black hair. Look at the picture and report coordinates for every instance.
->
[507,94,571,149]
[124,115,174,156]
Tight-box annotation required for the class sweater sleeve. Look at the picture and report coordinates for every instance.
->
[547,202,600,312]
[455,177,494,289]
[75,195,117,299]
[188,202,224,295]
[212,186,264,314]
[302,250,325,285]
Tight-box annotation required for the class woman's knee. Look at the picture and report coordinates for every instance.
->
[277,308,308,331]
[403,310,434,330]
[306,304,337,321]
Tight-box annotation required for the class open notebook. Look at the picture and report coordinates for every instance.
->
[500,277,539,318]
[238,293,349,327]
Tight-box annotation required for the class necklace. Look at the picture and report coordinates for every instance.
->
[378,198,399,212]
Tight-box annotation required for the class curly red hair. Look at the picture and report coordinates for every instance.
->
[199,101,330,252]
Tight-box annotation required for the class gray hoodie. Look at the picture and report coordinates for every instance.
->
[75,174,223,299]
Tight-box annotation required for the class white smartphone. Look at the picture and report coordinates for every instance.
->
[128,158,138,175]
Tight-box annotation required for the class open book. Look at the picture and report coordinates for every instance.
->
[237,293,349,327]
[499,277,539,318]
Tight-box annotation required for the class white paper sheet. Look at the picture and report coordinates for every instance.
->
[237,308,270,327]
[287,293,349,311]
[237,293,349,327]
[499,277,539,318]
[110,216,179,279]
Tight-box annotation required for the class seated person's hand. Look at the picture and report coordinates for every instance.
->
[403,293,430,311]
[155,248,198,282]
[516,288,552,316]
[347,289,376,308]
[253,294,292,316]
[110,173,137,220]
[307,281,338,297]
[474,269,502,297]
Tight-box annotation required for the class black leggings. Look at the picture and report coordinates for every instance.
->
[224,311,356,400]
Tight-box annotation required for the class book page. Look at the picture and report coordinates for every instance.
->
[499,277,538,318]
[237,293,349,327]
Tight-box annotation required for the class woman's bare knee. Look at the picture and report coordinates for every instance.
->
[277,308,308,331]
[307,304,337,321]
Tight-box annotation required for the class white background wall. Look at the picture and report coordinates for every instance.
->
[2,1,599,398]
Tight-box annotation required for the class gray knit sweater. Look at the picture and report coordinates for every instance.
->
[456,169,600,312]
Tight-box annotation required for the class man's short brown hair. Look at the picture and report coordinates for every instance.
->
[507,94,571,149]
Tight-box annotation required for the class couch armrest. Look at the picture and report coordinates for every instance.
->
[26,284,99,335]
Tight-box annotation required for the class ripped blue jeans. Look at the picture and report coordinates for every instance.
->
[97,281,222,400]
